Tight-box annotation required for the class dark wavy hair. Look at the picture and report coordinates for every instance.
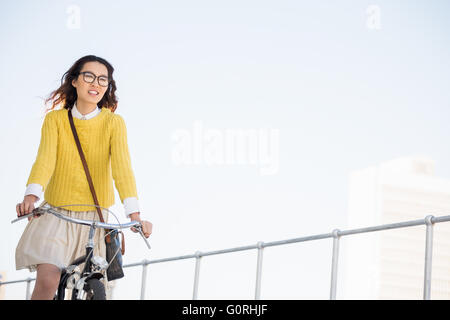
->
[44,55,118,113]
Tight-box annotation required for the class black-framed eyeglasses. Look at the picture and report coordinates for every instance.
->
[78,71,110,87]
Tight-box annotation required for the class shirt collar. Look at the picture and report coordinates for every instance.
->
[72,102,101,120]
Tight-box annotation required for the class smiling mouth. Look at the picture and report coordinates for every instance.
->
[88,90,99,96]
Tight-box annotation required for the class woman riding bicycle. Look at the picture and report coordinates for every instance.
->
[15,55,153,300]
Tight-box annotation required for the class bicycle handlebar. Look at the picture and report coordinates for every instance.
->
[11,204,151,249]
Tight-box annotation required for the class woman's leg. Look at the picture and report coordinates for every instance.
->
[31,263,61,300]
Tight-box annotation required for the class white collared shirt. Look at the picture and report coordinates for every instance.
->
[71,101,101,120]
[25,102,140,218]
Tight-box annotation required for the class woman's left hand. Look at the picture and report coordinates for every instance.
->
[129,212,153,238]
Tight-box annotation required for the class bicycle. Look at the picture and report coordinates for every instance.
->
[12,203,151,300]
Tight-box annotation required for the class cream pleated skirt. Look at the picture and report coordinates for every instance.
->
[15,200,109,275]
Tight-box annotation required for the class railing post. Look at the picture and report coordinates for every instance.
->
[330,229,340,300]
[25,277,33,300]
[255,241,264,300]
[140,260,149,300]
[193,251,202,300]
[423,215,434,300]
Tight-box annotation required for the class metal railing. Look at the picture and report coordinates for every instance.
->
[1,213,448,300]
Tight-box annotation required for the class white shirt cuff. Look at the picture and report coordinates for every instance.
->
[123,197,140,218]
[25,183,43,202]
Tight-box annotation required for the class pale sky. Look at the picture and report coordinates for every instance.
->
[1,0,450,299]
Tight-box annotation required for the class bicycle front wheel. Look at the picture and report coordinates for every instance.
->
[72,278,106,300]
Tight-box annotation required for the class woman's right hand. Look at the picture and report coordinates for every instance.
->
[16,195,39,220]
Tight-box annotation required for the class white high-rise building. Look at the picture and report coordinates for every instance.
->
[342,156,450,299]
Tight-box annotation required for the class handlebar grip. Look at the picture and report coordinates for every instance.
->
[11,210,39,224]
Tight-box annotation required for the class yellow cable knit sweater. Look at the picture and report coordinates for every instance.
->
[26,107,139,212]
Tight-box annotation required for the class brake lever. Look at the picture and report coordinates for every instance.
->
[11,208,45,224]
[135,224,151,250]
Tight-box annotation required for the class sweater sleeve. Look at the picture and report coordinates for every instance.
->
[26,111,58,192]
[110,114,139,203]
